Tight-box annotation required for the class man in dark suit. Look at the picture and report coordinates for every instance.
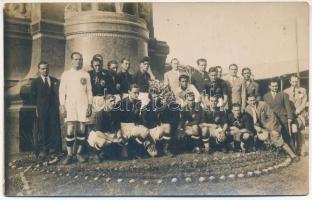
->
[263,79,295,149]
[31,61,61,162]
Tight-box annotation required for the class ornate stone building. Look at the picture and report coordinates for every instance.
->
[4,2,169,153]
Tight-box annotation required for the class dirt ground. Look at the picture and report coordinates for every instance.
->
[5,147,309,196]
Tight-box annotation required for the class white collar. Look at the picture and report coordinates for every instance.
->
[41,75,50,80]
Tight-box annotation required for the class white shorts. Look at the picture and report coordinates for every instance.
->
[87,130,115,150]
[65,102,88,122]
[120,123,148,139]
[150,126,163,142]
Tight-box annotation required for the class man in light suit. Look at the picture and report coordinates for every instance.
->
[31,61,62,162]
[284,75,308,155]
[245,93,298,161]
[223,64,243,109]
[164,58,181,92]
[241,67,260,111]
[263,79,294,149]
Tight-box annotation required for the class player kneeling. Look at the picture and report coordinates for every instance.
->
[115,84,157,158]
[199,95,228,153]
[141,88,175,156]
[177,92,203,154]
[87,95,124,163]
[227,103,255,152]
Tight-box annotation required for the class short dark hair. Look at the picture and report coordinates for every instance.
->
[107,60,118,67]
[92,54,103,61]
[196,58,207,65]
[208,67,218,74]
[37,61,49,69]
[215,66,222,70]
[247,93,256,99]
[269,78,279,85]
[209,95,218,100]
[71,52,82,59]
[91,57,103,68]
[121,58,129,63]
[129,83,140,91]
[241,67,251,75]
[171,58,179,63]
[290,74,299,80]
[179,74,189,82]
[232,103,241,109]
[140,56,150,63]
[229,63,238,69]
[148,87,160,99]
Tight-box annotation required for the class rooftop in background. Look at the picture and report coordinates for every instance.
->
[153,2,308,79]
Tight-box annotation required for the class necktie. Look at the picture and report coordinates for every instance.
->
[292,87,296,99]
[44,77,49,88]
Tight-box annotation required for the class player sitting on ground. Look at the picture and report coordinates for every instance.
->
[226,103,255,153]
[87,94,123,163]
[141,87,172,156]
[177,91,203,154]
[115,84,158,158]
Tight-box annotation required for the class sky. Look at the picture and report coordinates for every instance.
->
[153,2,309,79]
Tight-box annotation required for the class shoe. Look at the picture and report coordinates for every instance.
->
[48,156,60,165]
[76,154,88,163]
[146,143,158,157]
[62,156,74,165]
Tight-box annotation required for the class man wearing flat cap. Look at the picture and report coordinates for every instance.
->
[132,56,156,108]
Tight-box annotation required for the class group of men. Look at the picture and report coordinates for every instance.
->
[31,52,307,165]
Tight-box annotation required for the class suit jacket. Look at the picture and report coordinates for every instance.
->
[31,76,60,117]
[245,101,281,132]
[164,69,181,92]
[241,80,260,110]
[223,75,243,105]
[263,92,293,125]
[284,86,307,114]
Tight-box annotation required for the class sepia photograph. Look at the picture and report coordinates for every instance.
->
[2,0,310,197]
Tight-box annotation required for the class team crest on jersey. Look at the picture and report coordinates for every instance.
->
[80,78,87,85]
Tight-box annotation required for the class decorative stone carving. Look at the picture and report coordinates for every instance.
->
[4,3,31,19]
[115,2,124,13]
[64,3,80,19]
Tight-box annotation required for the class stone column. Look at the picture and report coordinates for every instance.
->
[64,3,149,73]
[148,39,170,80]
[5,3,66,154]
[4,3,32,88]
